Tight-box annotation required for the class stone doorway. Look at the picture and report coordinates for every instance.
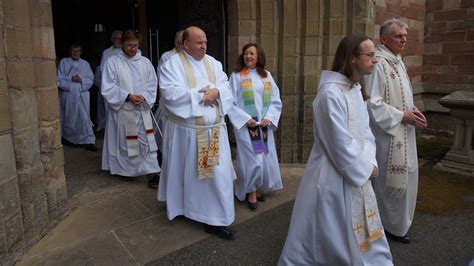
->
[50,0,227,198]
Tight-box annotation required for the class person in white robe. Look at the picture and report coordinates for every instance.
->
[156,30,184,84]
[364,18,427,243]
[158,26,235,239]
[101,30,160,183]
[57,44,96,151]
[279,35,393,266]
[153,30,184,159]
[227,43,283,210]
[96,30,123,131]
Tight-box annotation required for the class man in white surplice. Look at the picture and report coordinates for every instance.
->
[101,30,160,183]
[364,18,427,243]
[153,30,184,150]
[95,30,122,132]
[158,26,235,239]
[156,30,184,83]
[57,44,96,151]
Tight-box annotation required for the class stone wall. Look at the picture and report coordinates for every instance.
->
[423,0,474,132]
[0,0,67,264]
[228,0,376,162]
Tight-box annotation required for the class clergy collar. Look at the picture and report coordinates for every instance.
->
[183,50,205,62]
[118,50,142,61]
[375,45,402,64]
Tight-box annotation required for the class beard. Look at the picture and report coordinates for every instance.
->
[124,49,137,57]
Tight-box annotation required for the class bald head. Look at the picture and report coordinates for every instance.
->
[183,26,207,60]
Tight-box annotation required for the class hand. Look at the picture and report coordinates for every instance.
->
[370,167,378,179]
[247,118,257,127]
[71,75,82,83]
[199,86,219,107]
[402,110,427,129]
[260,118,272,128]
[128,94,145,106]
[412,106,428,127]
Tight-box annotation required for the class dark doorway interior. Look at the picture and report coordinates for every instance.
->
[52,0,226,69]
[51,0,135,68]
[146,0,226,67]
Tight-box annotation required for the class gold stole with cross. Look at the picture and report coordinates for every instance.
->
[179,52,221,179]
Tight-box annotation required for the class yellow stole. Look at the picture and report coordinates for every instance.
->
[179,52,220,179]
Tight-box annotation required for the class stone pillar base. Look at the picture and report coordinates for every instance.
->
[435,159,474,177]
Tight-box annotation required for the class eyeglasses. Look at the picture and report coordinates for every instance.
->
[357,52,376,58]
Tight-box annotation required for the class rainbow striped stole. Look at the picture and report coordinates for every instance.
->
[239,67,272,154]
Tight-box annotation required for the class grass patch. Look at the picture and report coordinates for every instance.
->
[416,134,452,163]
[417,167,474,215]
[414,134,474,214]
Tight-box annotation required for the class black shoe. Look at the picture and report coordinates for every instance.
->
[119,175,133,181]
[84,144,98,152]
[61,138,76,146]
[257,195,266,202]
[147,173,159,189]
[385,230,410,243]
[247,200,258,211]
[204,225,234,240]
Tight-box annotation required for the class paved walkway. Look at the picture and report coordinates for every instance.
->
[16,139,474,265]
[16,141,306,265]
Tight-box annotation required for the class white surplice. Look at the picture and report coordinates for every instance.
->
[57,57,95,145]
[101,50,160,177]
[156,48,177,83]
[157,51,235,226]
[227,69,283,201]
[364,45,419,237]
[279,71,392,266]
[153,48,178,149]
[96,46,122,131]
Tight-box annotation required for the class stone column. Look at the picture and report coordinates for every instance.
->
[278,0,302,162]
[30,0,67,223]
[300,0,324,159]
[0,0,24,258]
[0,0,67,262]
[4,0,49,247]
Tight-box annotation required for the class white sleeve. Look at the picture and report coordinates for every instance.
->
[364,62,404,137]
[314,87,373,187]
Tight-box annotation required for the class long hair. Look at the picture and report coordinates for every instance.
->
[331,34,371,100]
[236,43,267,78]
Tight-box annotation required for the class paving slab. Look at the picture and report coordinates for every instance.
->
[21,189,153,259]
[113,213,207,265]
[18,232,138,266]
